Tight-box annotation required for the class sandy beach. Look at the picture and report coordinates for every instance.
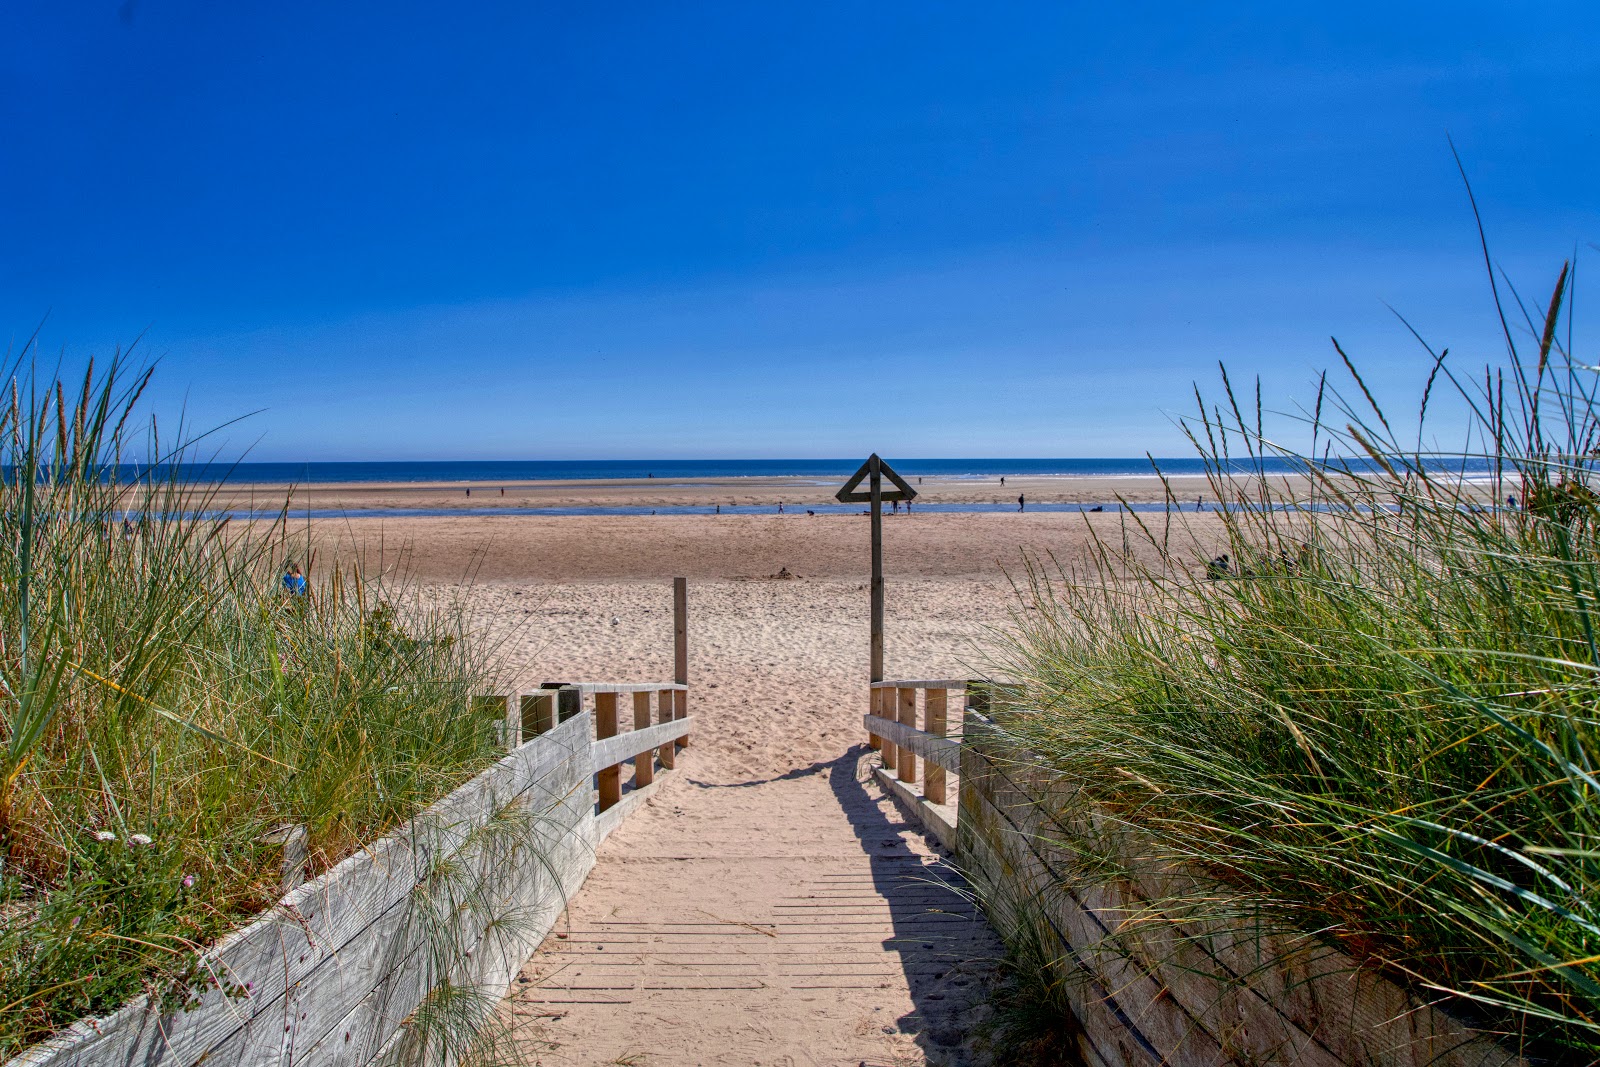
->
[281,484,1224,1062]
[214,471,1246,513]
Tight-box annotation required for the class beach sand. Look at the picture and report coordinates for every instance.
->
[307,494,1229,1064]
[214,471,1249,513]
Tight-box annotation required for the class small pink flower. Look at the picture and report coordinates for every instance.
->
[182,874,195,888]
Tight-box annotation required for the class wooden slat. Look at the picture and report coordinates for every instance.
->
[871,679,971,690]
[595,692,621,811]
[657,688,676,770]
[591,717,692,771]
[863,714,960,771]
[867,686,884,751]
[571,682,686,694]
[924,687,948,805]
[897,687,918,784]
[632,691,654,788]
[522,691,556,738]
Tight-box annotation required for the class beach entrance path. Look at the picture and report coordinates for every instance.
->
[485,576,1009,1067]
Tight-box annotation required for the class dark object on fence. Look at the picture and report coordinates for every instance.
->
[540,682,582,722]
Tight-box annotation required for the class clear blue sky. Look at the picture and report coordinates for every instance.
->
[2,2,1596,460]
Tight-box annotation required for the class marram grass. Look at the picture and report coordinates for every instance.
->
[0,348,500,1056]
[987,258,1600,1058]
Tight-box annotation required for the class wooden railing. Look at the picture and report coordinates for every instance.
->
[477,681,691,817]
[863,680,967,849]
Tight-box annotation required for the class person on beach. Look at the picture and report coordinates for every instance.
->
[282,562,307,596]
[778,502,784,513]
[1017,493,1025,512]
[1000,476,1005,487]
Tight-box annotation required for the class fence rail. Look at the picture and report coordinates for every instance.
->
[480,682,690,813]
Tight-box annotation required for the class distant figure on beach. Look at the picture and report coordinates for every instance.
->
[121,518,134,541]
[806,509,815,516]
[892,500,899,514]
[282,562,306,596]
[1089,505,1103,512]
[1017,493,1025,512]
[778,502,784,513]
[500,487,504,496]
[466,488,470,497]
[1206,554,1231,580]
[1000,476,1006,487]
[648,472,654,478]
[1196,496,1204,511]
[1508,494,1518,509]
[715,504,720,514]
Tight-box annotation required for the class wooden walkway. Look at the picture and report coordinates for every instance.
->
[504,745,1003,1066]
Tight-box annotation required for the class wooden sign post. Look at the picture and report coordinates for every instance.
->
[835,454,917,682]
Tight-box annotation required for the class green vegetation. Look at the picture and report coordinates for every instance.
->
[988,256,1600,1056]
[0,347,498,1055]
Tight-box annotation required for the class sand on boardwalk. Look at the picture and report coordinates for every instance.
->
[316,503,1228,1065]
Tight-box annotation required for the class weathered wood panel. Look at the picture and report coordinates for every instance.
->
[862,714,960,770]
[590,716,692,772]
[958,721,1526,1067]
[9,713,599,1067]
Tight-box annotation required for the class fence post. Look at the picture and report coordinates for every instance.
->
[596,691,621,811]
[674,578,689,751]
[523,692,556,738]
[881,688,899,772]
[925,687,948,804]
[658,688,677,769]
[868,686,883,750]
[633,690,654,788]
[898,687,918,783]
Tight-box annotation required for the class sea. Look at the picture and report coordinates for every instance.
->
[149,456,1494,520]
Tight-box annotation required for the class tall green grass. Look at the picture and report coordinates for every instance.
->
[988,254,1600,1056]
[0,346,499,1055]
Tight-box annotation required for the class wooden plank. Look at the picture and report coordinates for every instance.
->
[570,682,686,695]
[677,683,690,750]
[591,717,692,771]
[867,686,883,751]
[595,692,620,811]
[924,687,948,805]
[674,576,688,688]
[657,688,676,770]
[6,713,597,1067]
[897,687,918,784]
[862,715,961,772]
[522,691,556,738]
[871,679,972,690]
[632,691,654,788]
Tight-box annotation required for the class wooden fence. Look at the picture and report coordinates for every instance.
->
[12,682,692,1067]
[865,682,1524,1067]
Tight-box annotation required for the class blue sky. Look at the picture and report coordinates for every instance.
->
[2,2,1596,460]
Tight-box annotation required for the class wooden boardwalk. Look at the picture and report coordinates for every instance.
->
[504,746,1003,1067]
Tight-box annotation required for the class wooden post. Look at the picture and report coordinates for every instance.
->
[633,690,654,788]
[924,687,948,804]
[869,456,884,683]
[881,688,898,772]
[868,686,883,750]
[658,688,676,770]
[898,687,917,783]
[523,692,555,738]
[674,578,690,750]
[596,691,621,811]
